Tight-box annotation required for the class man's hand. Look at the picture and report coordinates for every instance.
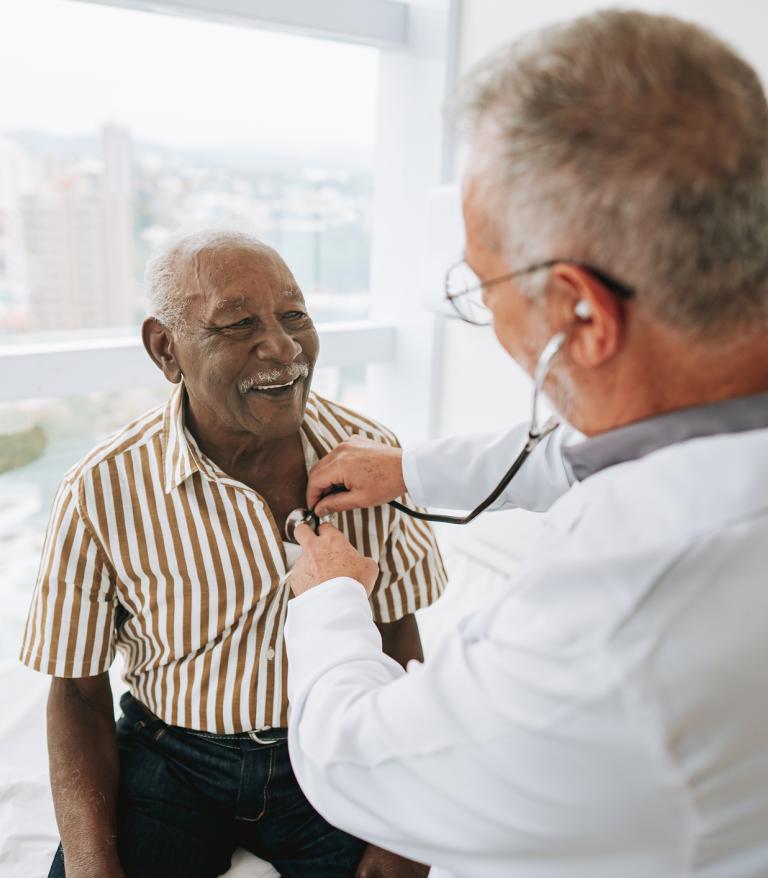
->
[290,523,379,598]
[356,844,429,878]
[306,437,406,516]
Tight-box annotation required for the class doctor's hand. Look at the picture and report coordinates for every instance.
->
[289,523,379,598]
[306,437,406,516]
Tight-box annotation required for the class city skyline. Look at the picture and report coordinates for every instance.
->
[0,123,375,335]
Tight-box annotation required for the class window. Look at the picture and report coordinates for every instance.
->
[0,0,378,338]
[0,0,454,657]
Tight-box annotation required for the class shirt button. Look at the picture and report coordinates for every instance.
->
[266,648,275,660]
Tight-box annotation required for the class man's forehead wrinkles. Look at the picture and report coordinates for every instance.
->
[203,288,305,321]
[214,295,246,313]
[190,250,206,297]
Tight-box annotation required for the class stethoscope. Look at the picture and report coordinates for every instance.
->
[285,330,567,543]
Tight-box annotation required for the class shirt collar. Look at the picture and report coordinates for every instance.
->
[161,385,336,493]
[300,394,338,466]
[563,391,768,482]
[162,382,202,493]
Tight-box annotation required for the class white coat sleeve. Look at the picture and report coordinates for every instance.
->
[285,576,681,877]
[401,422,579,513]
[286,577,491,870]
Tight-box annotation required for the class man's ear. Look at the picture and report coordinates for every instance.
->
[142,318,183,384]
[548,265,626,368]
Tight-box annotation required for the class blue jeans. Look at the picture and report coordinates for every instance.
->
[49,692,365,877]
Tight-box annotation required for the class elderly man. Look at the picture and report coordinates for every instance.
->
[284,10,768,878]
[20,231,446,878]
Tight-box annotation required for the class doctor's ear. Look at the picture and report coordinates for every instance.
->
[142,317,183,384]
[548,265,626,368]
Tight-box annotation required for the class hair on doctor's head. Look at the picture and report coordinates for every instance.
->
[145,229,271,335]
[454,9,768,338]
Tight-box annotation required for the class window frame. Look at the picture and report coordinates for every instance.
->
[0,321,396,403]
[75,0,410,47]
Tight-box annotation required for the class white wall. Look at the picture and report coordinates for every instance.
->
[364,0,456,446]
[435,0,768,438]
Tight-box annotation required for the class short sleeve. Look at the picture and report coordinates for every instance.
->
[19,479,117,677]
[370,498,447,623]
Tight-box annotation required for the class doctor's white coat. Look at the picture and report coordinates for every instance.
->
[285,422,768,878]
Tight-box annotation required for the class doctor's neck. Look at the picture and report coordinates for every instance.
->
[557,320,768,437]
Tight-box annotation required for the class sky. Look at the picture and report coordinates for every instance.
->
[0,0,379,157]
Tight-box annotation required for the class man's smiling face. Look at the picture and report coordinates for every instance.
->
[172,244,319,442]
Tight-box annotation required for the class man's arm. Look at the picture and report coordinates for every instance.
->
[308,423,579,517]
[20,479,121,875]
[401,422,579,513]
[376,614,423,668]
[47,673,124,878]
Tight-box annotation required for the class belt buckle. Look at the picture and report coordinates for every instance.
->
[247,728,277,744]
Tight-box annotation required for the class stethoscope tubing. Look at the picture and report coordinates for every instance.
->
[388,417,559,525]
[285,330,567,543]
[385,330,566,526]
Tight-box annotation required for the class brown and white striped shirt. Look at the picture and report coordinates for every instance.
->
[20,384,446,732]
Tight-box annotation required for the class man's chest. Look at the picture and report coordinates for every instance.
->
[98,476,387,634]
[236,475,307,541]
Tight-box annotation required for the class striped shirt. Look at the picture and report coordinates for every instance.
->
[20,384,446,733]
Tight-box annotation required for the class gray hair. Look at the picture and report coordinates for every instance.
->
[145,229,270,334]
[454,10,768,337]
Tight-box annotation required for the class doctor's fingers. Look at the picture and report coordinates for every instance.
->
[295,524,378,594]
[294,521,351,551]
[292,522,320,549]
[307,439,379,507]
[308,439,405,514]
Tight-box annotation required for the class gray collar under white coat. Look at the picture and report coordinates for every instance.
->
[563,392,768,482]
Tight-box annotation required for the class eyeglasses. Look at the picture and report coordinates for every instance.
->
[444,258,636,326]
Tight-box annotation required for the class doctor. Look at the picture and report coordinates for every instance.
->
[285,10,768,877]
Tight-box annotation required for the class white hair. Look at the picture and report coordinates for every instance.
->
[454,10,768,337]
[144,229,271,334]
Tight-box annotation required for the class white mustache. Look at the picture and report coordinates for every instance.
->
[238,363,309,394]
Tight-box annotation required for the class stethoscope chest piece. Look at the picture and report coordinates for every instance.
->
[285,508,319,544]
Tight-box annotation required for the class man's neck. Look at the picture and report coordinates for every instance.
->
[184,398,309,534]
[568,330,768,436]
[184,395,302,479]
